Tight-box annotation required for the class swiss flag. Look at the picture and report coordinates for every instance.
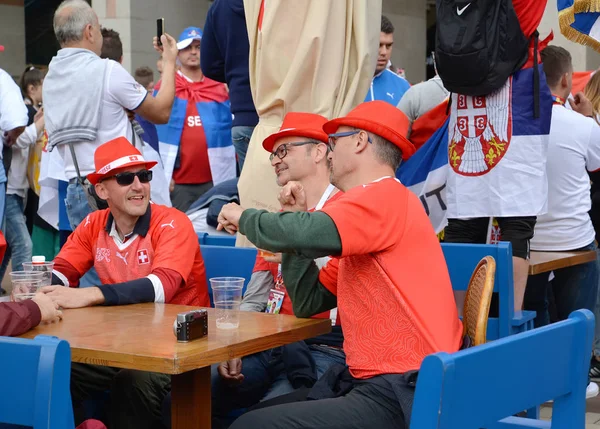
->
[137,249,149,265]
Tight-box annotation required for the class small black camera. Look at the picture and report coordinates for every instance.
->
[173,309,208,342]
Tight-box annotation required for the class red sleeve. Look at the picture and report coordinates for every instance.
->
[151,211,198,282]
[318,258,338,296]
[151,267,183,303]
[53,257,84,288]
[512,0,547,37]
[320,179,404,257]
[54,213,99,281]
[0,300,41,336]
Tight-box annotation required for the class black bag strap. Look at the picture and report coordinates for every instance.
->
[68,142,85,185]
[532,30,540,119]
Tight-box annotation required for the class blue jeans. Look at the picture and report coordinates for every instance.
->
[524,242,599,327]
[0,195,33,280]
[65,182,100,287]
[231,126,254,173]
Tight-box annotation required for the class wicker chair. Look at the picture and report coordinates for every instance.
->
[462,256,496,346]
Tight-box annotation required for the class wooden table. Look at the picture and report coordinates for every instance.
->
[19,303,331,429]
[529,250,597,275]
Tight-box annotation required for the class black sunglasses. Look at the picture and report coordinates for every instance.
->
[103,170,153,186]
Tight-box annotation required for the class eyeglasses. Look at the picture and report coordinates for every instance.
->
[102,170,153,186]
[327,130,372,151]
[269,141,318,161]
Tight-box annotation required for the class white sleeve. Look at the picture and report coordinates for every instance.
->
[14,121,39,149]
[0,69,28,132]
[586,120,600,172]
[105,61,148,111]
[397,87,419,123]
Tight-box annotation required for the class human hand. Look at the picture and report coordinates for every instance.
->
[261,251,282,264]
[34,107,44,123]
[169,179,175,193]
[4,126,25,147]
[156,33,178,64]
[278,181,307,212]
[41,286,105,309]
[568,92,594,118]
[32,292,63,324]
[217,358,244,384]
[217,203,245,234]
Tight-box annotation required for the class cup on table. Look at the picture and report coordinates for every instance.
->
[10,271,44,301]
[22,261,55,287]
[210,277,244,329]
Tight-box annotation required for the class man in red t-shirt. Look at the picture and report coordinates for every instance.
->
[41,136,210,429]
[218,101,463,429]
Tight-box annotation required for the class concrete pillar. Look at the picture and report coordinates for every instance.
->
[0,1,26,79]
[383,0,427,83]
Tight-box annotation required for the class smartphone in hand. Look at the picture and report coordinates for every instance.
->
[156,18,165,46]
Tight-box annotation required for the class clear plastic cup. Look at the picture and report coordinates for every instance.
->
[22,261,55,287]
[10,271,44,301]
[211,277,244,329]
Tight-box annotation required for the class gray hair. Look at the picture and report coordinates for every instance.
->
[369,132,403,170]
[53,0,96,46]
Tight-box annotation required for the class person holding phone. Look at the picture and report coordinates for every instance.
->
[154,26,235,213]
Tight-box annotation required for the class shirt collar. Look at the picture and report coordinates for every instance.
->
[104,204,152,238]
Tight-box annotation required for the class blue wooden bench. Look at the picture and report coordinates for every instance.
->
[200,244,258,305]
[197,233,236,247]
[411,309,593,428]
[0,335,75,428]
[441,242,536,340]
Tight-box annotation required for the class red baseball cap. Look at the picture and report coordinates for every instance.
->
[323,101,416,160]
[262,112,329,153]
[87,137,157,185]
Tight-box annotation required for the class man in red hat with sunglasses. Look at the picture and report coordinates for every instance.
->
[218,101,462,429]
[40,136,210,429]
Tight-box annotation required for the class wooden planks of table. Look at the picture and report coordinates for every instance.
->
[529,250,597,275]
[19,303,331,429]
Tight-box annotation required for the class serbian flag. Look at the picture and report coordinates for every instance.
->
[558,0,600,52]
[155,74,236,184]
[397,114,450,234]
[445,60,553,218]
[572,70,595,94]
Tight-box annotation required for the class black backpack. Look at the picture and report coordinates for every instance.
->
[435,0,530,97]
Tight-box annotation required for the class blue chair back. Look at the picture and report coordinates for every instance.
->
[0,335,74,429]
[411,309,594,429]
[200,245,258,305]
[441,242,534,340]
[197,233,236,247]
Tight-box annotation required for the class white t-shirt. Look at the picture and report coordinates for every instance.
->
[531,105,600,251]
[56,60,147,179]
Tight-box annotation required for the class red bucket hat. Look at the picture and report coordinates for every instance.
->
[323,101,416,160]
[262,112,329,153]
[87,137,157,185]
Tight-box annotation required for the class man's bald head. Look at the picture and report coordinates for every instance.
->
[54,0,99,47]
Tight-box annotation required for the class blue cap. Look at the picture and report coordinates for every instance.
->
[177,26,203,50]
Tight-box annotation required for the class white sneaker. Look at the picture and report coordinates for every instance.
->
[587,382,599,399]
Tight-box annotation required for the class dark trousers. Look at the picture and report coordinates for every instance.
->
[228,382,406,429]
[524,242,599,327]
[171,182,213,213]
[70,363,170,429]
